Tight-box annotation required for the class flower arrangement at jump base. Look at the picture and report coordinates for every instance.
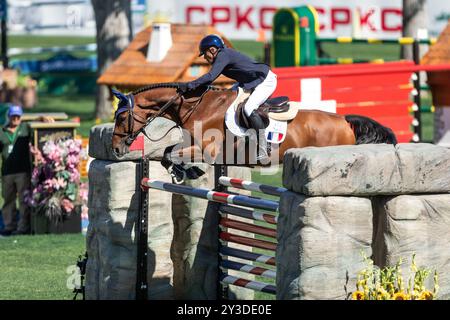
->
[347,253,438,300]
[25,138,82,222]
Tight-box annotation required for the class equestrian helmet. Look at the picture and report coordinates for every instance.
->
[198,34,225,56]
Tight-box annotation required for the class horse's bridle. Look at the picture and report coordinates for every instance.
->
[114,85,212,146]
[114,92,182,145]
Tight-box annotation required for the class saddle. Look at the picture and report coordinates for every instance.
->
[235,96,289,129]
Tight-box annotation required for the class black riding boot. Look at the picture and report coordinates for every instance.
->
[248,110,269,162]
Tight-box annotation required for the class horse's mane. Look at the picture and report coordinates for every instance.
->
[132,82,231,95]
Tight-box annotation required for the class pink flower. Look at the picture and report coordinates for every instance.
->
[26,138,83,218]
[52,177,67,190]
[69,170,80,183]
[61,198,75,213]
[47,149,62,162]
[43,179,54,192]
[66,140,81,154]
[66,154,79,169]
[42,141,57,156]
[42,141,66,163]
[79,183,88,202]
[54,162,65,171]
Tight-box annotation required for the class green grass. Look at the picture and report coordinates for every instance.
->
[9,35,95,49]
[420,111,434,142]
[12,51,95,61]
[230,40,265,62]
[27,93,96,137]
[252,166,283,188]
[319,42,402,61]
[0,234,86,300]
[9,35,96,60]
[420,93,434,142]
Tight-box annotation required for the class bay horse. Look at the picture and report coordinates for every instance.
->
[111,83,397,182]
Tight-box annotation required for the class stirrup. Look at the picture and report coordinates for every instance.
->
[256,154,270,162]
[255,136,270,162]
[256,147,270,162]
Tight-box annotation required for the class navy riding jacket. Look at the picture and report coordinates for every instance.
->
[187,47,270,91]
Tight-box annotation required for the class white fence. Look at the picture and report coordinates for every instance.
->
[7,0,146,36]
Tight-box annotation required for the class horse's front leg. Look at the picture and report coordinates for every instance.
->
[161,145,206,184]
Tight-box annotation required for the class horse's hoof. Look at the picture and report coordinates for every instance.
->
[168,164,186,184]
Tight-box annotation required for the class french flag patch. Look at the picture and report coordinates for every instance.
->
[267,131,284,143]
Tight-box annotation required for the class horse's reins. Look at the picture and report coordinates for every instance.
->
[179,88,209,124]
[116,87,212,145]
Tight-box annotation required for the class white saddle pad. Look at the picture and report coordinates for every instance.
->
[225,89,287,144]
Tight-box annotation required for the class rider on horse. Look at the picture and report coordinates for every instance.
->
[178,34,277,161]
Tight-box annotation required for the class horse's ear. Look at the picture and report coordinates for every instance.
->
[111,89,127,102]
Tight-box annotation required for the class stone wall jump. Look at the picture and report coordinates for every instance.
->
[85,120,253,300]
[278,143,450,300]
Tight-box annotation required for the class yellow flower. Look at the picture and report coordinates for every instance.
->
[419,291,434,300]
[350,253,438,302]
[411,289,420,299]
[352,291,365,300]
[376,287,389,300]
[392,292,410,300]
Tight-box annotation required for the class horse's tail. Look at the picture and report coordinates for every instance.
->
[345,115,398,145]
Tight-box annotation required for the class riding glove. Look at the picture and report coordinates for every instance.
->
[177,82,196,94]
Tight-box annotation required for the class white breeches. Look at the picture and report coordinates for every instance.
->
[244,70,278,117]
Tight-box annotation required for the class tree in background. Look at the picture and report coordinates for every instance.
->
[92,0,132,120]
[401,0,428,60]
